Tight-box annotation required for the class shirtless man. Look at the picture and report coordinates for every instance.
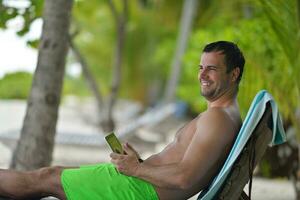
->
[0,41,245,200]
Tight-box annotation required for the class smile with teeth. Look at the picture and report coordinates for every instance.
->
[201,80,211,86]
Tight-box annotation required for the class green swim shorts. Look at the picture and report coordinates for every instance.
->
[61,163,159,200]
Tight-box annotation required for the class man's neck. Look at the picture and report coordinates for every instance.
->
[207,87,238,108]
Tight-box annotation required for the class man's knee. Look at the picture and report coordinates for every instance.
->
[37,166,63,178]
[35,166,65,194]
[29,166,67,199]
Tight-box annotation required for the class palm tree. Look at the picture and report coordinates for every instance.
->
[259,0,300,197]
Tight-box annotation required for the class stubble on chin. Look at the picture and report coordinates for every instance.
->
[201,90,210,99]
[201,87,217,100]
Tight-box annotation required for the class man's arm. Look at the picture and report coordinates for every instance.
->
[111,109,237,189]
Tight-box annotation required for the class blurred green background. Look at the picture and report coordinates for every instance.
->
[0,0,299,192]
[1,0,299,121]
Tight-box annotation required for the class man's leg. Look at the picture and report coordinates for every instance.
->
[0,166,68,200]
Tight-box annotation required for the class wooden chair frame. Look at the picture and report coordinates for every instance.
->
[215,103,273,200]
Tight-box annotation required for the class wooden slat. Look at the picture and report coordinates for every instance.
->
[216,103,273,200]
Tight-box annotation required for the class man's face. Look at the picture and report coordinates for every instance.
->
[198,51,232,100]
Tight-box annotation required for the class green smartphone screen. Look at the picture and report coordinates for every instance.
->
[105,132,123,154]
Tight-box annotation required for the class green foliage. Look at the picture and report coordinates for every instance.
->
[63,76,91,97]
[259,0,300,68]
[1,0,298,128]
[177,15,295,119]
[0,0,44,47]
[0,72,32,99]
[72,0,114,91]
[0,1,18,28]
[71,0,185,103]
[258,0,300,133]
[121,0,182,102]
[0,72,92,99]
[27,39,39,49]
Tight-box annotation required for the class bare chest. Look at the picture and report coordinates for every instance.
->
[157,117,199,163]
[175,118,198,145]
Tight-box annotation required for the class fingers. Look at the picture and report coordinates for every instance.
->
[110,152,127,172]
[110,153,125,166]
[123,143,135,156]
[110,152,125,160]
[125,142,134,150]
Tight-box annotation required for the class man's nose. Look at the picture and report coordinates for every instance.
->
[200,68,208,79]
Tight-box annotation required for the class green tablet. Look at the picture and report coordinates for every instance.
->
[105,132,123,154]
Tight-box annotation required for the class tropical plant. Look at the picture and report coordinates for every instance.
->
[0,72,32,99]
[258,0,300,197]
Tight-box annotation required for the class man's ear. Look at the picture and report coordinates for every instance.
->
[231,67,240,82]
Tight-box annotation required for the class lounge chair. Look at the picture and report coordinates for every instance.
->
[198,90,286,200]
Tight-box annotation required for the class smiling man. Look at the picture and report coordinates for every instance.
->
[0,41,245,200]
[110,41,244,200]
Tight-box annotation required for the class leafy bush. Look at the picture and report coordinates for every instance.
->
[63,76,91,97]
[0,72,33,99]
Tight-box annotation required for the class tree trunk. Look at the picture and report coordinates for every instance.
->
[164,0,198,102]
[10,0,73,170]
[101,0,128,132]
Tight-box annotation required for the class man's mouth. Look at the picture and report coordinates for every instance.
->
[201,80,211,87]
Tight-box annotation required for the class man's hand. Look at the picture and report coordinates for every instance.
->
[110,142,140,176]
[125,143,142,160]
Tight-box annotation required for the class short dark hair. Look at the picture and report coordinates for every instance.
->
[203,41,245,83]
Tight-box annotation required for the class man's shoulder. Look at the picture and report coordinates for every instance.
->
[198,107,232,124]
[195,107,239,136]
